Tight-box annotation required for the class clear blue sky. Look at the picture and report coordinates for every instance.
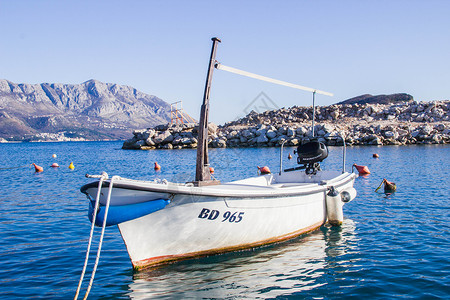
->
[1,0,449,124]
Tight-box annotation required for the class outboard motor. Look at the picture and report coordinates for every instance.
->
[295,139,328,175]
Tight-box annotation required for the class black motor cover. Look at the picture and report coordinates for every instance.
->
[297,141,328,165]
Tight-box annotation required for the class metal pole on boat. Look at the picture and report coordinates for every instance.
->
[311,91,316,137]
[279,140,287,175]
[341,131,346,173]
[195,37,221,184]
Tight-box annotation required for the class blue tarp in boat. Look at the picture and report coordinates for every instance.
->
[88,199,170,227]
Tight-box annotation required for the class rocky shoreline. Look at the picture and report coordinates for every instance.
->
[122,100,450,150]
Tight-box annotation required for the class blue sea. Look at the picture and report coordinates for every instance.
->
[0,141,448,299]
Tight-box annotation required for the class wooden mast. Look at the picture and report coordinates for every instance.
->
[194,37,221,185]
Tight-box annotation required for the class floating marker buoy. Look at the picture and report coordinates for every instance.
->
[352,163,370,175]
[154,162,161,171]
[257,166,271,175]
[32,163,43,173]
[288,153,292,160]
[383,179,396,192]
[375,178,397,193]
[52,154,57,158]
[51,163,59,168]
[69,162,75,170]
[373,153,379,158]
[209,167,214,174]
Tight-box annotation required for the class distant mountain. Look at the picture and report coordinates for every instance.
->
[0,79,171,141]
[338,93,414,105]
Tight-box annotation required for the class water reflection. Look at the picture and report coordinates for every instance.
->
[126,220,358,299]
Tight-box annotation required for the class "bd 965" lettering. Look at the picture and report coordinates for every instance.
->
[198,208,244,223]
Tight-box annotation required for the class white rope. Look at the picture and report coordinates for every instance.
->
[74,173,107,300]
[82,175,118,300]
[215,63,333,97]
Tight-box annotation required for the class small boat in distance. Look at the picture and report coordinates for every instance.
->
[79,37,357,271]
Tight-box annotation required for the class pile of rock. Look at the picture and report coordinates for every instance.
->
[222,100,449,127]
[211,122,449,147]
[122,123,218,150]
[122,100,450,149]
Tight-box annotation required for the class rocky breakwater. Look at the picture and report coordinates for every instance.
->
[122,99,450,150]
[122,123,218,150]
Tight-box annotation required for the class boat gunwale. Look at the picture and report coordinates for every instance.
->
[81,172,356,199]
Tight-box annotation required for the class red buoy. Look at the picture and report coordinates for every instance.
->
[258,166,271,175]
[51,163,60,168]
[32,163,43,173]
[353,163,370,175]
[288,153,292,160]
[373,153,379,158]
[209,167,214,174]
[154,162,161,171]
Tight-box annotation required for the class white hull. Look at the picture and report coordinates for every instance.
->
[119,192,326,269]
[82,170,356,270]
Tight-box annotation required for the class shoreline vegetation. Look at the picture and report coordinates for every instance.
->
[122,100,450,150]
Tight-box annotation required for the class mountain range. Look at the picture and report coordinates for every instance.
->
[0,78,417,142]
[0,79,171,141]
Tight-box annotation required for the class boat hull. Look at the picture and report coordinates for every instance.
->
[118,191,329,270]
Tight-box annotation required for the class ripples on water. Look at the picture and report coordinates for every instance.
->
[0,142,448,299]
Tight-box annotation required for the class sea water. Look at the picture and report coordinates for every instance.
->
[0,141,448,299]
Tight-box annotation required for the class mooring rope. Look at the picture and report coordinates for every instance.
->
[74,173,117,300]
[0,165,31,170]
[74,173,107,300]
[82,175,117,300]
[214,62,333,97]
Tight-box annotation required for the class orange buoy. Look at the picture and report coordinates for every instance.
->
[51,163,60,168]
[154,162,161,171]
[258,166,271,175]
[52,154,57,158]
[352,163,370,175]
[373,153,379,158]
[32,163,43,173]
[288,153,292,160]
[209,167,214,174]
[68,162,75,170]
[375,178,397,193]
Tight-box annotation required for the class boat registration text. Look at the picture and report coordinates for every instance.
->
[198,208,245,223]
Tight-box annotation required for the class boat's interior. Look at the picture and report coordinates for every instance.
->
[226,170,346,188]
[224,139,344,188]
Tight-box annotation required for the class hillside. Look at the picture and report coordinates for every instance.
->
[122,96,450,149]
[0,79,171,141]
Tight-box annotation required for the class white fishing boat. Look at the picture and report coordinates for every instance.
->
[78,37,357,274]
[81,167,356,270]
